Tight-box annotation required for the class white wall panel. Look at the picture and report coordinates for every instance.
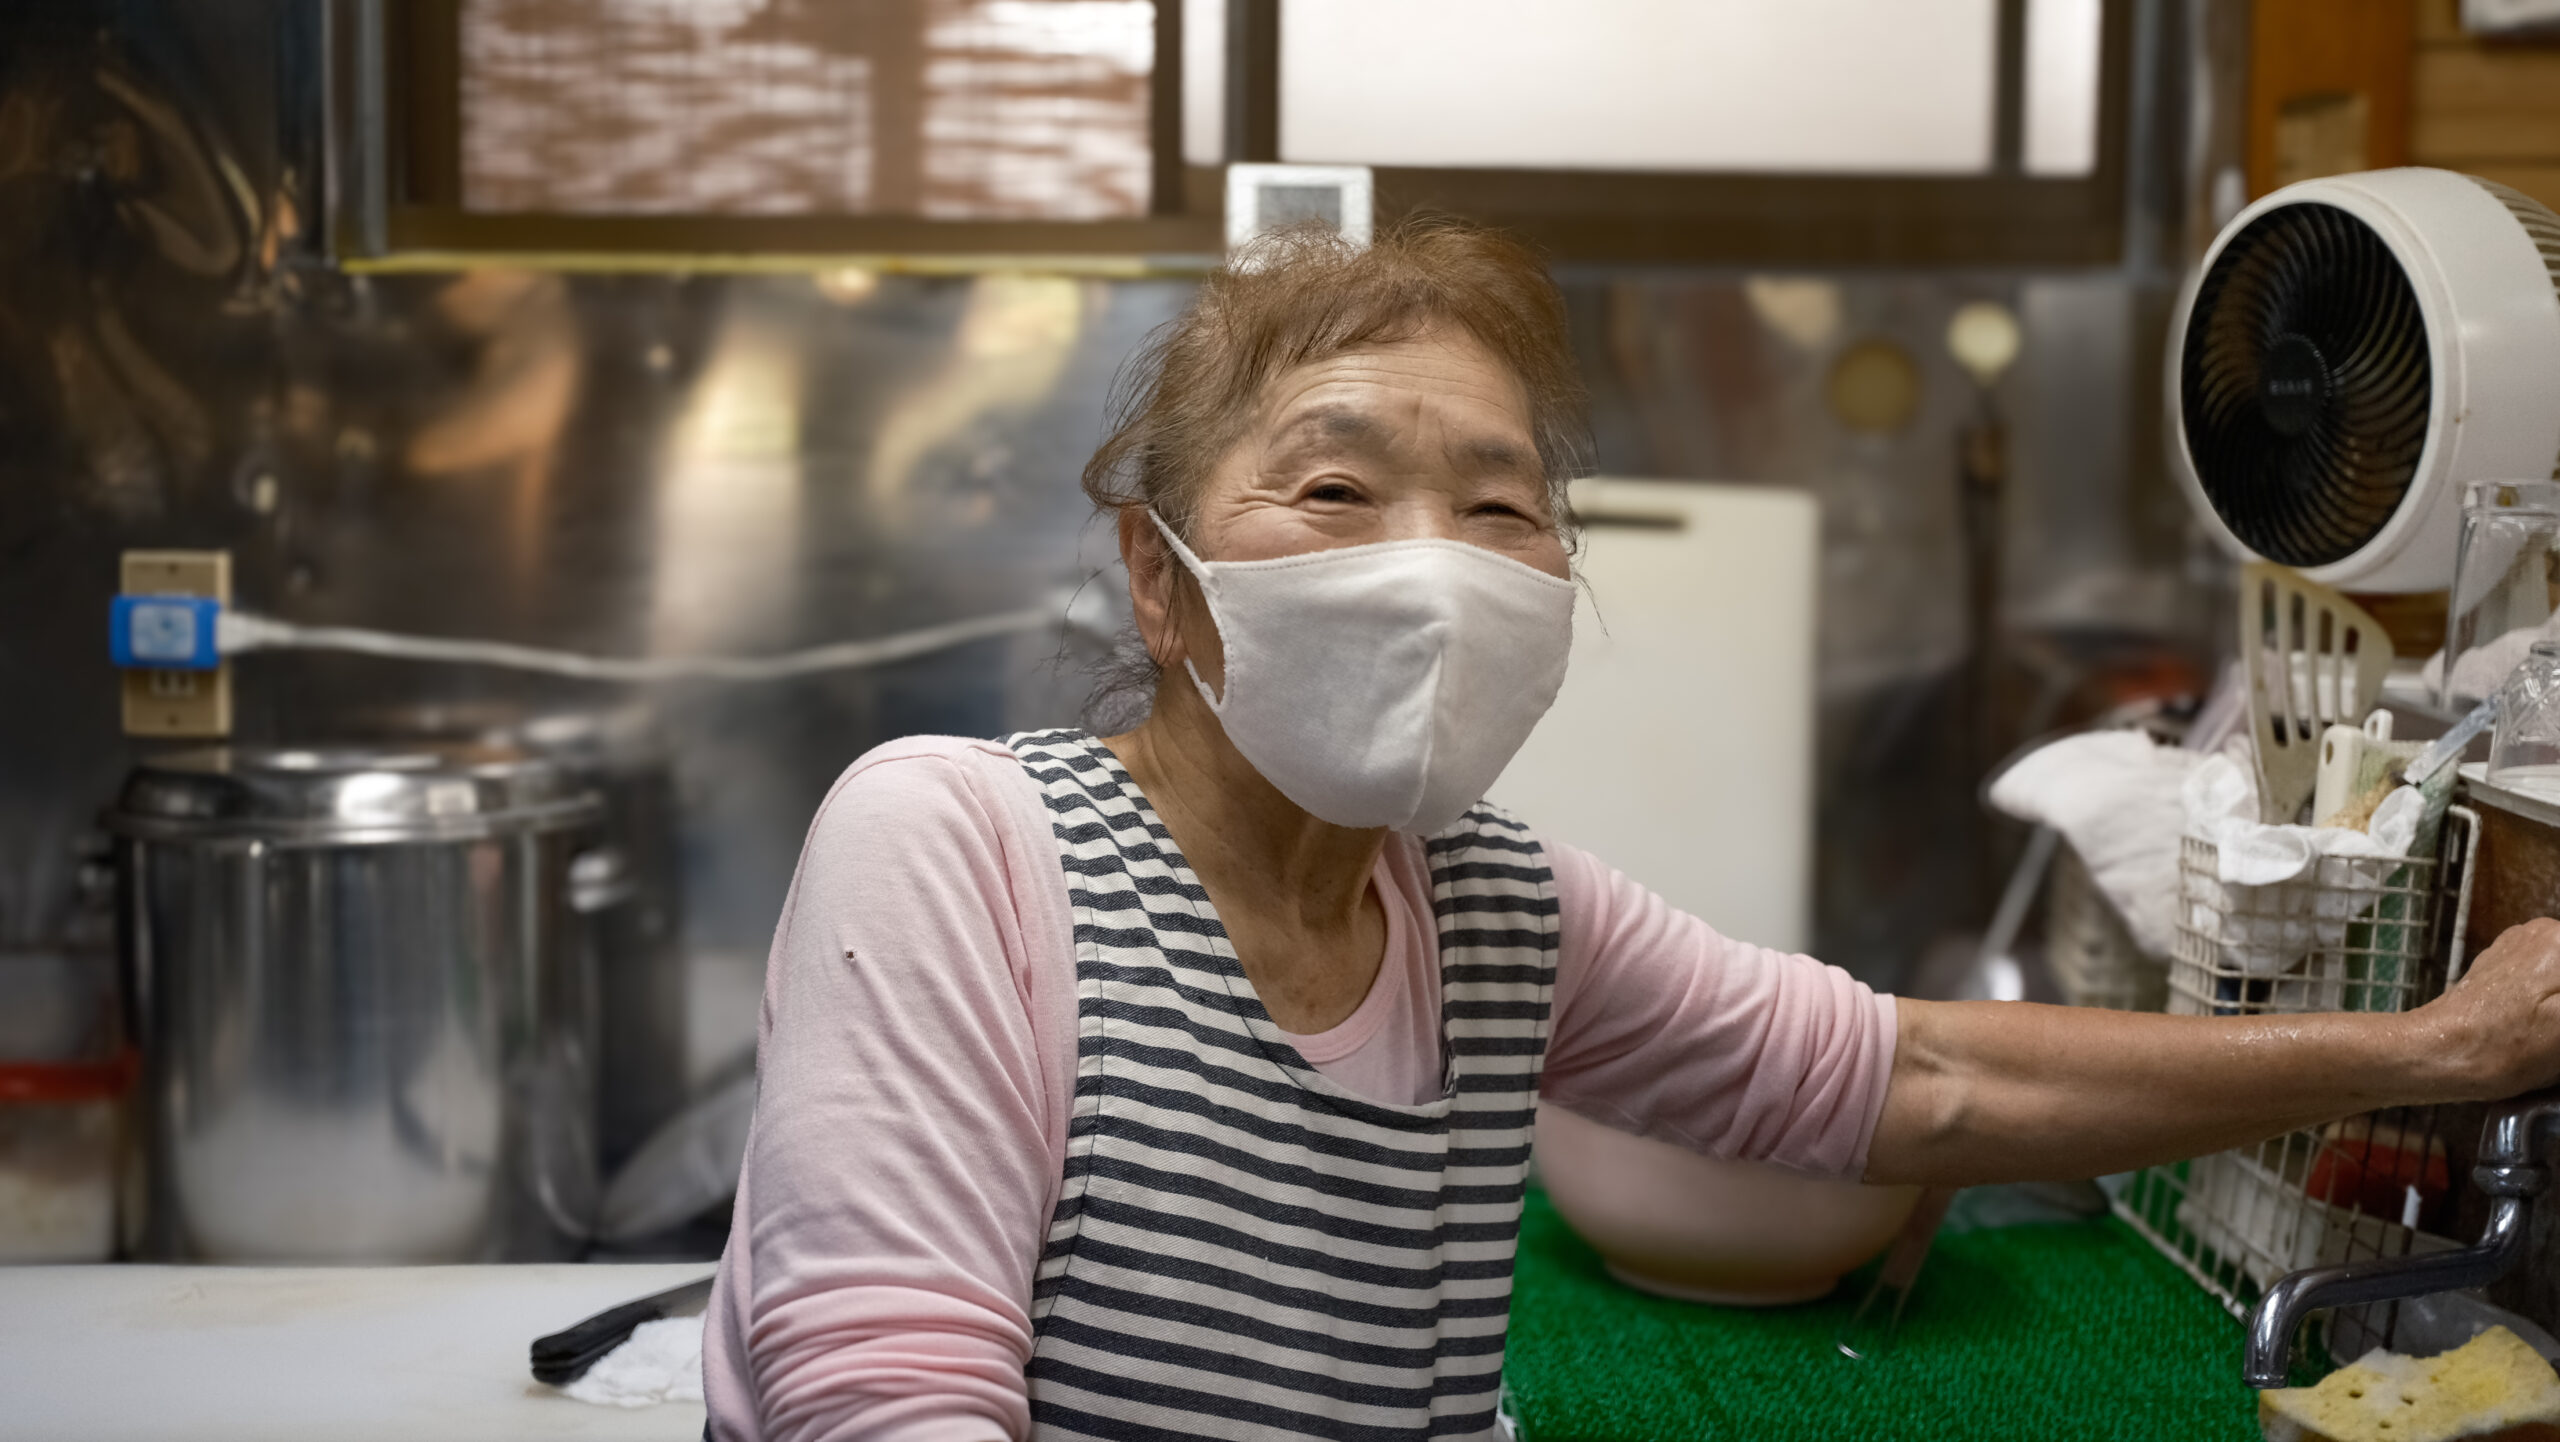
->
[2024,0,2103,176]
[1280,0,1998,175]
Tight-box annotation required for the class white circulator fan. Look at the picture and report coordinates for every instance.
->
[2170,167,2560,592]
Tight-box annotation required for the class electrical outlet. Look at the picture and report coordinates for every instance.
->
[120,550,232,738]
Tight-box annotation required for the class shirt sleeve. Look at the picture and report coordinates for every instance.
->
[1537,837,1898,1181]
[709,741,1069,1442]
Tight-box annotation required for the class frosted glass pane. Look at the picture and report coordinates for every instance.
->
[461,0,1154,219]
[1181,0,1224,166]
[1280,0,1997,175]
[2024,0,2102,176]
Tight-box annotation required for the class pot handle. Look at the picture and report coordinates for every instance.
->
[567,847,635,914]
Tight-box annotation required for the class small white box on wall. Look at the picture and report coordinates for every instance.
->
[1224,164,1374,258]
[2463,0,2560,33]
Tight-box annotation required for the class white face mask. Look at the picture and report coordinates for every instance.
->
[1150,511,1576,834]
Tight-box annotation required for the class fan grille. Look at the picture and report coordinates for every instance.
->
[2182,202,2433,568]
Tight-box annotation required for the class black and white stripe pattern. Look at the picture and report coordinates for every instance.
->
[1009,729,1558,1442]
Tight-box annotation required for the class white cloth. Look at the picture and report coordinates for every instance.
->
[2179,753,2424,977]
[1151,514,1576,835]
[562,1316,705,1409]
[1988,730,2198,959]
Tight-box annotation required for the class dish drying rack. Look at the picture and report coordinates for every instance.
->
[2097,806,2481,1366]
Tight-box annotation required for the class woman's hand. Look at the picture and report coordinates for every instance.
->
[2414,917,2560,1103]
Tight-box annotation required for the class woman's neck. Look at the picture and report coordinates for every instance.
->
[1103,682,1389,1031]
[1105,684,1384,930]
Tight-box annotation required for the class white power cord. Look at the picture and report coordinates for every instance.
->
[213,591,1081,685]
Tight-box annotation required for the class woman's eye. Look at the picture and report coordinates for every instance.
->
[1307,482,1361,503]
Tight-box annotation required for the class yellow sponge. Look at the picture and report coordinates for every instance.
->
[2259,1326,2560,1442]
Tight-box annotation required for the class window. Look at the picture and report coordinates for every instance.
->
[459,0,1156,219]
[2024,0,2106,177]
[1279,0,2005,175]
[358,0,1216,260]
[340,0,2130,267]
[1239,0,2133,266]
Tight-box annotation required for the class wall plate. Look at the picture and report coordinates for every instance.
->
[119,550,232,738]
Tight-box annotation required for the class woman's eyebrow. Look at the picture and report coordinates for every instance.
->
[1277,404,1383,447]
[1457,434,1536,475]
[1258,405,1390,468]
[1270,404,1534,478]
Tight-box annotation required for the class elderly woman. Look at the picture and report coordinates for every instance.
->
[704,220,2560,1442]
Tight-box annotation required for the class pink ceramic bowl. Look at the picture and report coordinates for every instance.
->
[1534,1106,1922,1306]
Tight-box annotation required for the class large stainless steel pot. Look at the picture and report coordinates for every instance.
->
[342,705,689,1174]
[107,745,604,1262]
[523,713,687,1174]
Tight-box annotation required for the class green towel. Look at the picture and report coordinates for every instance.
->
[1503,1188,2262,1441]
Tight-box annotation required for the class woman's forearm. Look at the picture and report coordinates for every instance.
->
[1864,918,2560,1188]
[1861,998,2474,1187]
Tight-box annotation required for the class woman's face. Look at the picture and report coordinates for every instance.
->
[1189,326,1568,576]
[1128,324,1569,692]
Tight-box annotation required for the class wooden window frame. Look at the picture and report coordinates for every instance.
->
[368,0,1222,261]
[1252,0,2139,268]
[346,0,2130,268]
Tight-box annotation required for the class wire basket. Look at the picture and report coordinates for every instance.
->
[2046,843,2165,1012]
[2112,807,2480,1369]
[2163,834,2443,1017]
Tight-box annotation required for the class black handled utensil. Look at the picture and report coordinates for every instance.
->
[530,1274,716,1386]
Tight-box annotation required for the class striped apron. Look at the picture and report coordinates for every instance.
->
[1007,729,1559,1442]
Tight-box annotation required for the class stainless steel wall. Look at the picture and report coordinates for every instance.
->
[1567,261,2210,984]
[1,1,2222,1035]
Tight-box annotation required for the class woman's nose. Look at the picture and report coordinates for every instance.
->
[1379,497,1466,542]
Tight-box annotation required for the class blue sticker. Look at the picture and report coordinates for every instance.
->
[111,595,221,670]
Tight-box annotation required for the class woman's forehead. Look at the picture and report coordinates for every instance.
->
[1257,398,1539,483]
[1247,331,1539,460]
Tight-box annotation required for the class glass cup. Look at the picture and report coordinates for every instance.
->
[2444,480,2560,710]
[2488,640,2560,797]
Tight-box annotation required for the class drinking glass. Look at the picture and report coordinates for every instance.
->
[2488,640,2560,798]
[2444,480,2560,710]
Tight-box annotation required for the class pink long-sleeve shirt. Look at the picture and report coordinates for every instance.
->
[704,736,1899,1442]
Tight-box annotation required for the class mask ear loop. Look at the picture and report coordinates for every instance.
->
[1146,510,1233,711]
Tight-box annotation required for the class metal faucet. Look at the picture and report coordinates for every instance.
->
[2243,1091,2560,1388]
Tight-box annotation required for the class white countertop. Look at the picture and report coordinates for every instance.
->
[0,1262,712,1442]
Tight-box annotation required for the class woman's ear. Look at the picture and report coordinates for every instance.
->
[1120,507,1184,668]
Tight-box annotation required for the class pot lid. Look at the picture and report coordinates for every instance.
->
[105,744,600,843]
[334,702,670,770]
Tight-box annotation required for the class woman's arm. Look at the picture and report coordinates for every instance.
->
[1864,917,2560,1186]
[706,740,1072,1442]
[1539,839,1896,1178]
